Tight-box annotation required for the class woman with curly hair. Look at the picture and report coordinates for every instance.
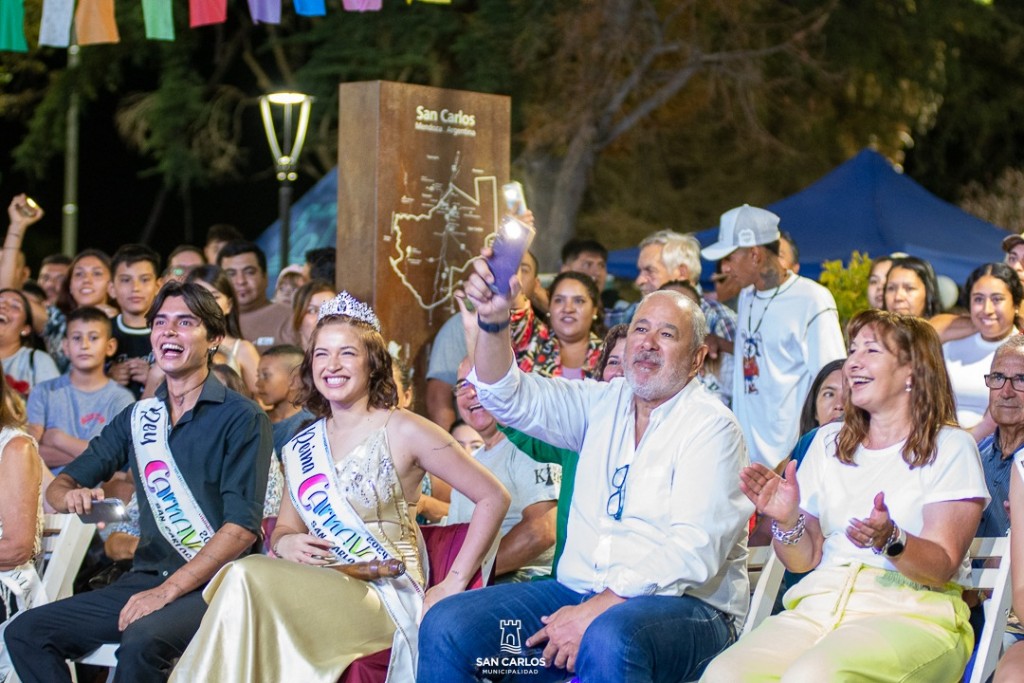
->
[172,292,508,683]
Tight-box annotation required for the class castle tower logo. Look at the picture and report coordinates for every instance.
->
[499,619,523,655]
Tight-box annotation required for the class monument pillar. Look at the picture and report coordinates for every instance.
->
[337,81,510,406]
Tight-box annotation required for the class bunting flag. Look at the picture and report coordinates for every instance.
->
[0,0,28,52]
[75,0,120,45]
[189,0,226,27]
[142,0,174,40]
[248,0,281,24]
[39,0,75,47]
[293,0,325,17]
[343,0,381,10]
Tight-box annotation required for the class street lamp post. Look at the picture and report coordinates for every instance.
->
[259,92,312,272]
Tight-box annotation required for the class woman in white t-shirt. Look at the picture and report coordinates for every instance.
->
[944,262,1022,431]
[703,309,989,682]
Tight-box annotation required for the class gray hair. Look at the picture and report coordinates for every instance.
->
[632,290,707,351]
[994,334,1024,364]
[639,230,703,283]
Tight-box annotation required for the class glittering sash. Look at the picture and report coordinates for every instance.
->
[282,418,423,683]
[131,399,215,562]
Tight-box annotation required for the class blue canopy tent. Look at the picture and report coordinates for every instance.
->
[256,167,339,289]
[607,149,1009,288]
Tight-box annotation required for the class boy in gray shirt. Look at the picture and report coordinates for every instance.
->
[27,306,135,472]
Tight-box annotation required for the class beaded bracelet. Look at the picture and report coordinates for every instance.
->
[770,513,806,545]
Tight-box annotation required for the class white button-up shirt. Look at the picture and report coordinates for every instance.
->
[471,363,754,622]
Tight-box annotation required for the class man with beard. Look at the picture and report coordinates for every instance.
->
[417,265,753,683]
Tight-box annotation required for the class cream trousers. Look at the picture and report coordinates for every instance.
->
[701,563,972,683]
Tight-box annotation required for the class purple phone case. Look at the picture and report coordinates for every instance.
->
[486,217,535,297]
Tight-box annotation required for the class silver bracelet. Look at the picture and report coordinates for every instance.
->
[771,513,806,545]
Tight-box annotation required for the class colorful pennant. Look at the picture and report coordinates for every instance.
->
[248,0,281,23]
[293,0,325,17]
[75,0,120,45]
[0,0,28,52]
[39,0,75,47]
[189,0,226,27]
[142,0,174,40]
[343,0,382,11]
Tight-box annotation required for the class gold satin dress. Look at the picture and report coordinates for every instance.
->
[170,424,424,683]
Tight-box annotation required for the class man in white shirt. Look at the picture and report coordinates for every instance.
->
[702,204,846,469]
[417,272,752,682]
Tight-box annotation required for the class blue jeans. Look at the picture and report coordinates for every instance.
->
[418,580,735,683]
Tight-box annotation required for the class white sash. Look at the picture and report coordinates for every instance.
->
[282,419,423,683]
[131,399,216,562]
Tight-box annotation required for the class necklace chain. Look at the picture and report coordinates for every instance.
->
[746,272,795,338]
[170,379,205,407]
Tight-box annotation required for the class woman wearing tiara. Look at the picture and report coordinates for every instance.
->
[171,292,509,683]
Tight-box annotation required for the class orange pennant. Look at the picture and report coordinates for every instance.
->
[75,0,120,45]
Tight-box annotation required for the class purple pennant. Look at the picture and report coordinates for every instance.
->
[342,0,381,11]
[293,0,325,16]
[248,0,281,24]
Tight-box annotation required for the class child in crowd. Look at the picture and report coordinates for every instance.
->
[255,344,313,456]
[106,245,161,398]
[26,306,135,472]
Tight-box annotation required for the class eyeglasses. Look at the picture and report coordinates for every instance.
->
[985,373,1024,391]
[606,464,630,521]
[452,379,473,397]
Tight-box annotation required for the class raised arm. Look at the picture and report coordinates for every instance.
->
[463,249,517,384]
[1,195,43,289]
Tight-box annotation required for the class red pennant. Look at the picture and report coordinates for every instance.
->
[190,0,226,27]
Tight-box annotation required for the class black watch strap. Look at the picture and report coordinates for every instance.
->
[477,314,510,334]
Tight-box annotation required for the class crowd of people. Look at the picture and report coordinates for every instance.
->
[0,188,1023,683]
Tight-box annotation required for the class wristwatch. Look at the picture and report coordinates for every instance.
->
[881,522,907,558]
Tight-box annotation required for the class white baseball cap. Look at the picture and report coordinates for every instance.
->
[700,204,782,261]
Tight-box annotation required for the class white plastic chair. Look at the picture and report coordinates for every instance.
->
[39,513,96,603]
[967,534,1012,683]
[743,544,785,636]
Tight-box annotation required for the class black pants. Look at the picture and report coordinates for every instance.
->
[4,570,206,683]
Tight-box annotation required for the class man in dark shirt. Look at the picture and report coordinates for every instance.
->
[5,281,273,683]
[976,335,1024,536]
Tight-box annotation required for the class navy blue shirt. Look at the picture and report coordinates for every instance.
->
[271,408,315,457]
[976,431,1017,537]
[62,374,273,575]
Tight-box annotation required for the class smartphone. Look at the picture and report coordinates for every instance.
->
[502,182,528,216]
[16,197,39,219]
[486,215,536,297]
[77,499,126,525]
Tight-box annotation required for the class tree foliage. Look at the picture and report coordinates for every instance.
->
[2,0,1023,262]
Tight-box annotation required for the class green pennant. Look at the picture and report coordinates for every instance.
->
[0,0,29,52]
[142,0,174,41]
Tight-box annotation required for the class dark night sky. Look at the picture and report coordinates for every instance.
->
[1,90,318,273]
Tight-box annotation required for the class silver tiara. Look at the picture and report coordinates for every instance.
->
[318,291,381,331]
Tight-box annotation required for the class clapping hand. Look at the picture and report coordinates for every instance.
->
[846,491,893,551]
[739,460,801,527]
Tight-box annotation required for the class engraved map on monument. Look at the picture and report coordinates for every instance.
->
[388,151,498,312]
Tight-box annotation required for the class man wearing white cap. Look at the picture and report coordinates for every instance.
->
[702,204,845,469]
